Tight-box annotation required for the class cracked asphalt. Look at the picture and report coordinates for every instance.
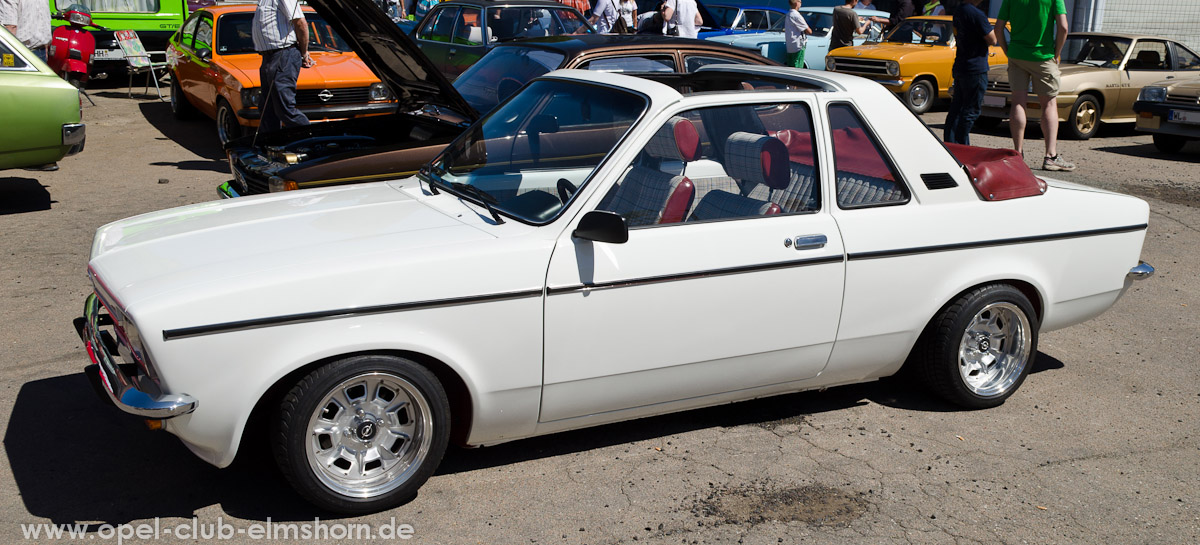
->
[0,90,1196,544]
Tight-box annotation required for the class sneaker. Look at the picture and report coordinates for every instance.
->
[1043,154,1076,172]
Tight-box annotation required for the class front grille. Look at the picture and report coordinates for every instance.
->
[829,57,889,76]
[296,87,373,107]
[988,81,1011,93]
[230,156,271,195]
[1166,93,1200,106]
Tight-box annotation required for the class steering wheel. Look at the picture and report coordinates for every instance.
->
[557,178,577,204]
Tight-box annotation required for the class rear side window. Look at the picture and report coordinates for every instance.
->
[684,55,750,72]
[0,39,30,69]
[1174,44,1200,70]
[579,55,675,73]
[827,103,908,209]
[57,0,160,13]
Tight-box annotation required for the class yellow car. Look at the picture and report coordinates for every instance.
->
[980,33,1200,140]
[825,15,1006,114]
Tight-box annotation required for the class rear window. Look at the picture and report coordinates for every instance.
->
[57,0,160,14]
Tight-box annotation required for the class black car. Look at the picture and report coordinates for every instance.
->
[412,0,594,80]
[221,0,776,198]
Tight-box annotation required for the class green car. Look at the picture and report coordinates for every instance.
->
[0,27,85,171]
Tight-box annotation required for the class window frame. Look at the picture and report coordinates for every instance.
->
[578,54,678,73]
[825,100,911,211]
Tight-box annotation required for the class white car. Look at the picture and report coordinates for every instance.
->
[81,65,1154,514]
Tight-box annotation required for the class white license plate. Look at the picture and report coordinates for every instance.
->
[1169,109,1200,125]
[92,48,125,60]
[983,95,1006,108]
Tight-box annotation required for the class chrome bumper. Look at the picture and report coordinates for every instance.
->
[83,294,197,418]
[63,123,85,156]
[1128,261,1155,280]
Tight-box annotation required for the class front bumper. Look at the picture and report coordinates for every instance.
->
[237,101,397,121]
[82,294,197,419]
[1133,100,1200,138]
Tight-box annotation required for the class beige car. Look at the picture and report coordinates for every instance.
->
[1133,76,1200,153]
[979,33,1200,139]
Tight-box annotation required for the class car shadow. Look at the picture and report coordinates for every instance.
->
[0,177,54,214]
[1095,141,1200,164]
[7,351,1065,525]
[137,101,226,162]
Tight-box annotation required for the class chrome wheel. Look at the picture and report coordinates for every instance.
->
[957,302,1032,398]
[1074,102,1096,135]
[905,79,935,115]
[304,372,434,499]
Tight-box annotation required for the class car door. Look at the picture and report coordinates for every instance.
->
[414,6,458,76]
[188,13,218,113]
[172,14,209,115]
[1119,39,1174,115]
[541,98,845,423]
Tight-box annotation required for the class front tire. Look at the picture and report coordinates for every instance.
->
[1067,95,1100,140]
[215,99,243,146]
[904,79,935,115]
[1152,133,1187,154]
[918,284,1038,409]
[273,355,450,514]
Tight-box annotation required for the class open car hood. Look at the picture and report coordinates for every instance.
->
[307,0,478,120]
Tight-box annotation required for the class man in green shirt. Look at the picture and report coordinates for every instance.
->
[996,0,1075,171]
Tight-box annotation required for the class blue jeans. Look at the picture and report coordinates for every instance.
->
[944,71,987,145]
[258,46,308,133]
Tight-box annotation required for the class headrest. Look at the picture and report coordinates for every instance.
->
[1135,50,1161,67]
[645,116,700,162]
[724,132,789,190]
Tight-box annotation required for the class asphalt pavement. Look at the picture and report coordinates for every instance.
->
[0,89,1196,544]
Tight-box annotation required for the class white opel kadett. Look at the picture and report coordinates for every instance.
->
[82,65,1154,513]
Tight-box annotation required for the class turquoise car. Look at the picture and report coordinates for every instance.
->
[0,28,85,171]
[705,6,888,70]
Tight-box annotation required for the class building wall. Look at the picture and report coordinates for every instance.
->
[1101,0,1200,53]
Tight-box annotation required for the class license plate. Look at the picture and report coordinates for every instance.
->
[1169,109,1200,125]
[983,95,1006,108]
[92,48,125,60]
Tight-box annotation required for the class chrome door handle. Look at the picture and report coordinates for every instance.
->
[791,234,827,250]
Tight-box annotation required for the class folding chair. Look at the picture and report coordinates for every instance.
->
[115,29,168,101]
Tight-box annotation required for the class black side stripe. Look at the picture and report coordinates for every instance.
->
[546,255,846,296]
[162,289,543,341]
[848,224,1148,261]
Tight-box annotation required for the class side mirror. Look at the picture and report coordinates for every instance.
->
[573,210,628,244]
[197,48,212,62]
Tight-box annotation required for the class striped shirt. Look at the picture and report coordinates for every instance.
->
[252,0,305,52]
[0,0,51,49]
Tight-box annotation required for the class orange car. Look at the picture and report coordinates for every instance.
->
[826,15,1007,114]
[167,5,396,144]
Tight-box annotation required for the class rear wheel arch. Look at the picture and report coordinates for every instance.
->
[235,349,475,465]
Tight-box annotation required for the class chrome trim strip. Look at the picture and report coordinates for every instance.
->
[848,224,1149,261]
[84,294,198,418]
[546,255,845,296]
[162,289,544,341]
[1127,261,1154,280]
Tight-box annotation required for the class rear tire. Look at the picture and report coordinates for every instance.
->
[918,284,1038,409]
[171,76,197,120]
[272,355,450,514]
[1152,133,1187,154]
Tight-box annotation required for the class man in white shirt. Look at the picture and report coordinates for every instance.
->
[663,0,701,38]
[0,0,50,60]
[589,0,618,33]
[252,0,315,132]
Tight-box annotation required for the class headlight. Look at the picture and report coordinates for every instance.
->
[268,176,298,192]
[887,61,899,76]
[1137,86,1167,103]
[240,87,262,108]
[826,58,836,71]
[369,82,392,101]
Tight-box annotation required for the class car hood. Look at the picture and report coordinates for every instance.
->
[220,52,382,87]
[1164,78,1200,96]
[830,42,948,62]
[306,0,477,119]
[89,183,492,309]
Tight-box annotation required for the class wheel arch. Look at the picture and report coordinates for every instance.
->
[234,349,475,466]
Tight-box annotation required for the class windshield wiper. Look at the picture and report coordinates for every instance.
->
[417,164,441,195]
[449,182,505,224]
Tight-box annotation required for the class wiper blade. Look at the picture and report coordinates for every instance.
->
[417,165,441,194]
[449,182,505,224]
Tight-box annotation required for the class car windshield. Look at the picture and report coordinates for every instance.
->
[767,10,832,37]
[453,46,566,114]
[1061,36,1131,68]
[486,7,592,40]
[884,19,953,45]
[217,13,351,55]
[426,79,645,224]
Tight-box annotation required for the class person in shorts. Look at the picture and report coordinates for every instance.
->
[996,0,1075,171]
